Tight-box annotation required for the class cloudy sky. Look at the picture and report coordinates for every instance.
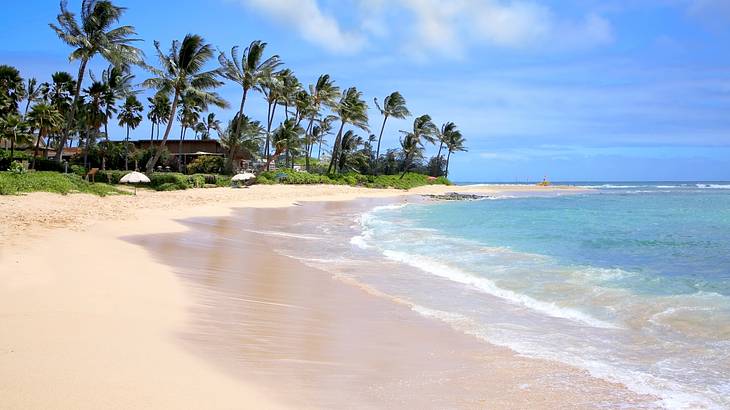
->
[2,0,730,181]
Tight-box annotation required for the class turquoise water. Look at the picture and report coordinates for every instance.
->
[355,184,730,409]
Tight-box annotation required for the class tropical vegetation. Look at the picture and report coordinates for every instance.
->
[0,0,467,192]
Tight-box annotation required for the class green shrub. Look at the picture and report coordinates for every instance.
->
[0,171,126,196]
[96,170,128,184]
[254,169,451,189]
[186,155,224,174]
[70,165,86,176]
[149,173,189,191]
[32,158,64,172]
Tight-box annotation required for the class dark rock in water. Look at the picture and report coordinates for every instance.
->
[424,192,487,201]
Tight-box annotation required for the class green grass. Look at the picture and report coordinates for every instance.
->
[0,171,128,196]
[257,169,451,190]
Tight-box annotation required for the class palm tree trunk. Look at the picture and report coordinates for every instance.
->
[236,87,248,132]
[327,121,346,174]
[399,151,411,179]
[56,57,88,163]
[375,114,388,165]
[317,138,323,161]
[304,117,315,171]
[435,141,444,176]
[178,125,186,172]
[125,125,131,171]
[150,122,154,145]
[264,102,277,171]
[32,125,44,170]
[445,150,452,178]
[10,136,15,160]
[44,134,51,159]
[146,91,180,173]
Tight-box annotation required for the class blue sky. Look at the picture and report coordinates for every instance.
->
[2,0,729,181]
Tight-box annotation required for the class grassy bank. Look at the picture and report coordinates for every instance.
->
[0,172,126,196]
[257,170,451,189]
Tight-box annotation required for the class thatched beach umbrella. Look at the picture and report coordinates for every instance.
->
[120,171,151,195]
[231,172,256,187]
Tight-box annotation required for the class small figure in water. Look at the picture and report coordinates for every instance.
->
[538,176,551,186]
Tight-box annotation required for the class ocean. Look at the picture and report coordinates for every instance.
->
[267,182,730,409]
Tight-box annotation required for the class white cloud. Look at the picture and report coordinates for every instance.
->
[242,0,366,54]
[237,0,613,57]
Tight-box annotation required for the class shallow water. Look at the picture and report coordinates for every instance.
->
[261,183,730,409]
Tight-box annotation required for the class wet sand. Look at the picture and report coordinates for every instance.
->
[129,198,657,409]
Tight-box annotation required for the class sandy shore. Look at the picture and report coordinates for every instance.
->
[0,183,652,409]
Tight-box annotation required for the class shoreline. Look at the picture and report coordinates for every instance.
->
[0,184,648,409]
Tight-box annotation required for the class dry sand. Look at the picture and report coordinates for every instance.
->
[0,183,650,409]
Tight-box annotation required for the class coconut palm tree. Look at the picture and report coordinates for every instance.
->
[50,0,143,162]
[314,115,336,161]
[0,65,25,117]
[22,78,42,117]
[217,40,281,133]
[142,34,227,173]
[27,103,64,169]
[373,91,410,164]
[80,81,108,166]
[118,95,143,170]
[0,114,31,159]
[337,130,365,173]
[277,69,302,121]
[146,91,170,144]
[328,87,369,174]
[303,74,339,170]
[258,71,283,169]
[399,114,437,179]
[444,128,467,178]
[219,113,263,173]
[202,112,221,140]
[434,122,458,176]
[270,118,304,169]
[97,64,136,143]
[176,92,204,171]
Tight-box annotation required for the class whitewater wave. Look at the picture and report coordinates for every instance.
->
[411,304,721,410]
[383,250,618,329]
[696,184,730,189]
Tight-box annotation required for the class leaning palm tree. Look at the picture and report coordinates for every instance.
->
[118,95,143,170]
[0,114,31,159]
[22,78,42,117]
[142,34,227,173]
[27,103,64,169]
[444,129,467,178]
[202,112,221,140]
[328,87,369,174]
[219,113,263,173]
[218,40,281,132]
[399,114,437,179]
[270,118,304,169]
[303,74,339,171]
[257,71,284,169]
[146,91,171,143]
[434,122,458,176]
[374,91,410,163]
[337,130,365,173]
[50,0,143,162]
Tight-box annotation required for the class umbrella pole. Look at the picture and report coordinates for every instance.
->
[134,185,137,196]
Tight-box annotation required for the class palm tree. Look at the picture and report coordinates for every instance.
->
[258,71,283,169]
[338,130,365,172]
[399,114,437,179]
[202,112,220,140]
[434,122,458,176]
[50,0,143,162]
[217,40,281,133]
[146,91,171,143]
[277,69,302,120]
[81,81,108,166]
[303,74,339,171]
[374,91,410,164]
[314,115,336,161]
[0,65,25,117]
[328,87,369,174]
[219,113,263,173]
[444,128,467,178]
[27,103,64,169]
[118,95,143,170]
[22,78,42,117]
[176,92,205,170]
[97,64,136,143]
[270,118,304,169]
[142,34,227,173]
[0,114,31,159]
